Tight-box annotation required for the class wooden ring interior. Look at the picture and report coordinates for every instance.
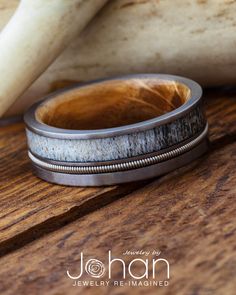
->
[36,79,191,130]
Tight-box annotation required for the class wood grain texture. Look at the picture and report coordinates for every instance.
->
[0,123,145,255]
[38,79,189,129]
[205,87,236,142]
[0,140,235,295]
[0,88,236,294]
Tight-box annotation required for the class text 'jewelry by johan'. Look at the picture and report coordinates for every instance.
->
[24,74,209,186]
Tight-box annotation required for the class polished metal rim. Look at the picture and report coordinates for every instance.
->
[29,123,208,175]
[24,74,203,140]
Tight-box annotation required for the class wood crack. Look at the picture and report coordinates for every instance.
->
[0,181,148,258]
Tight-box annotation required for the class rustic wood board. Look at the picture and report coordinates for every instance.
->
[0,124,146,256]
[0,140,235,295]
[0,87,235,294]
[204,87,236,142]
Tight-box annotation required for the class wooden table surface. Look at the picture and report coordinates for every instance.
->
[0,88,236,295]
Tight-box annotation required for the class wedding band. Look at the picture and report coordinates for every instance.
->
[24,74,208,186]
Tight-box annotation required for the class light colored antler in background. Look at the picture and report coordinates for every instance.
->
[1,0,236,118]
[0,0,108,117]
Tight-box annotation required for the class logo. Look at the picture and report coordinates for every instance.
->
[67,250,170,288]
[85,259,106,278]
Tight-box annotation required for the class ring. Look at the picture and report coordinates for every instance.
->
[24,74,208,186]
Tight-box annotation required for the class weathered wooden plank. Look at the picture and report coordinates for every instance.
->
[0,123,145,256]
[0,127,235,295]
[205,87,236,142]
[0,88,236,257]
